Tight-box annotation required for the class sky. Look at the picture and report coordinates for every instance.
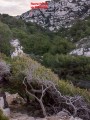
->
[0,0,46,16]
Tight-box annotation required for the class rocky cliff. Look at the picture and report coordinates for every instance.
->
[21,0,90,31]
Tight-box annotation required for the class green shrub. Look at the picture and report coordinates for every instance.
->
[43,54,90,82]
[0,110,9,120]
[0,21,12,55]
[58,80,90,103]
[8,56,90,103]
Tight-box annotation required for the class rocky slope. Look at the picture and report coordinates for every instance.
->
[70,36,90,56]
[0,92,83,120]
[21,0,90,31]
[10,113,83,120]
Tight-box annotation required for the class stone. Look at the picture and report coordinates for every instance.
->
[46,116,61,120]
[74,117,82,120]
[5,92,25,106]
[0,97,4,109]
[57,111,69,117]
[10,39,24,59]
[69,116,75,120]
[3,108,10,117]
[36,118,47,120]
[21,0,90,31]
[5,92,18,105]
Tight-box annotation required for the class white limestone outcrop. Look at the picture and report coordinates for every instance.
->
[70,36,90,57]
[10,39,24,58]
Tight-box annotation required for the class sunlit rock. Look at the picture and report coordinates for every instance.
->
[10,39,24,58]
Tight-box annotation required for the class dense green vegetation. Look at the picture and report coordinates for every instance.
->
[0,14,90,89]
[43,54,90,86]
[0,14,75,56]
[0,21,12,55]
[56,17,90,42]
[0,14,90,117]
[1,53,90,103]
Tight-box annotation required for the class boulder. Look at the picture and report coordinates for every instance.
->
[5,92,25,106]
[3,108,10,117]
[57,111,70,117]
[0,97,4,109]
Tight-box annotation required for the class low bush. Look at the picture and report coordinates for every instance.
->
[0,110,9,120]
[8,56,90,103]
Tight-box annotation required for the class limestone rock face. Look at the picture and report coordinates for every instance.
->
[70,36,90,57]
[10,39,24,59]
[21,0,90,31]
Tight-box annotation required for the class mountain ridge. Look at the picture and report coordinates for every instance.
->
[21,0,90,31]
